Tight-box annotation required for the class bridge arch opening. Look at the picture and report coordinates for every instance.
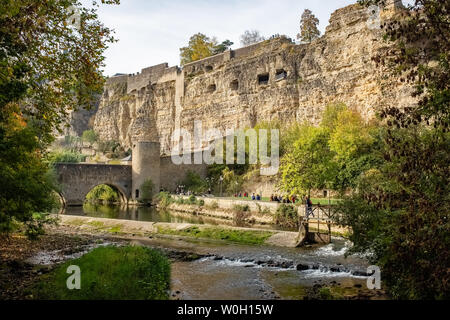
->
[84,184,128,205]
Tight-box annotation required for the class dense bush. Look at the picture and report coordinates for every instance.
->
[81,129,98,146]
[24,213,57,240]
[175,197,185,205]
[33,245,171,300]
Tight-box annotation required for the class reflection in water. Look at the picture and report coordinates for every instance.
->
[63,203,291,231]
[64,203,233,227]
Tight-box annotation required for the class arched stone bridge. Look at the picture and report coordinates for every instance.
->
[54,163,132,206]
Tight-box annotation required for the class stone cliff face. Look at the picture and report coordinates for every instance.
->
[63,100,98,137]
[92,2,414,155]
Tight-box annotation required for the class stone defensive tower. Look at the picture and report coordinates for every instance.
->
[131,141,161,201]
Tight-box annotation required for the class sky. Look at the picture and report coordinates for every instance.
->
[88,0,410,76]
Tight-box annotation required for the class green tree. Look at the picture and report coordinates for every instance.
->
[279,124,335,196]
[212,40,233,55]
[0,108,59,234]
[336,128,450,299]
[278,104,380,196]
[1,0,118,138]
[180,33,233,65]
[222,167,243,195]
[297,9,320,43]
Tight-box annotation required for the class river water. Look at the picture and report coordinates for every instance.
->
[63,204,373,300]
[64,203,291,231]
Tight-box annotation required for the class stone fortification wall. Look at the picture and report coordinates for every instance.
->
[93,3,413,156]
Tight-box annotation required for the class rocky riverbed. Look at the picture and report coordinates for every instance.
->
[0,224,388,300]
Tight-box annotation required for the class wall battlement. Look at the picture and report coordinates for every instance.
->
[93,3,413,156]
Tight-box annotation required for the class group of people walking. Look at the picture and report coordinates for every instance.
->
[269,194,297,204]
[203,187,317,219]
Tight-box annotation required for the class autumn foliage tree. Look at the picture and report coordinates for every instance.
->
[297,9,321,43]
[180,33,233,65]
[0,0,119,236]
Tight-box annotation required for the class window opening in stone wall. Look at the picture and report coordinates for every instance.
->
[258,73,269,85]
[207,84,216,93]
[275,69,287,81]
[230,80,239,90]
[205,65,213,72]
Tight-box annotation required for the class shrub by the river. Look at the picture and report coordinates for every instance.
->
[232,204,251,226]
[274,204,299,229]
[33,245,171,300]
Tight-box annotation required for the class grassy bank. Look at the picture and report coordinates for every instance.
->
[157,225,273,245]
[33,245,170,300]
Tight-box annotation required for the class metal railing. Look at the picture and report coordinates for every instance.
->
[302,204,337,240]
[304,204,335,221]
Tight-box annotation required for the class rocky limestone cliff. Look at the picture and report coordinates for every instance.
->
[92,2,415,155]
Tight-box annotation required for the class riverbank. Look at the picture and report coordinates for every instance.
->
[0,230,121,300]
[158,195,350,237]
[0,223,387,300]
[58,214,300,247]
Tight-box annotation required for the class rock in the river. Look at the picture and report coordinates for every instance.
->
[296,263,310,271]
